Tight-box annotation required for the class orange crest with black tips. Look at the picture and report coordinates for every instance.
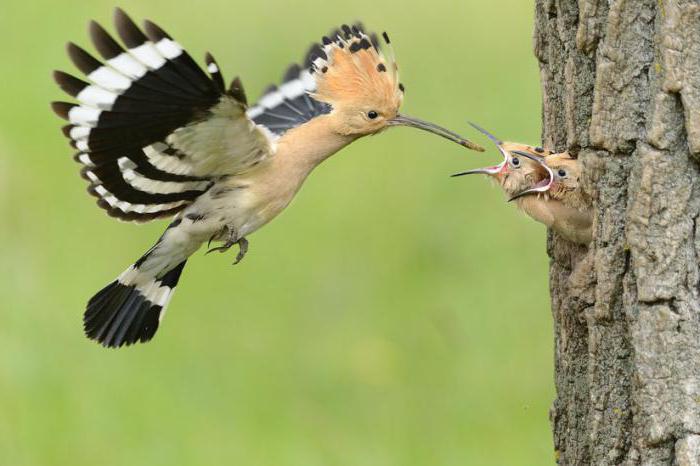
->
[309,25,404,114]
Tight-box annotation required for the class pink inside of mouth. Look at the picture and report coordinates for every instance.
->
[533,177,552,190]
[494,162,509,174]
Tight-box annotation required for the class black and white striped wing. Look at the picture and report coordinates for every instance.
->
[52,9,275,222]
[248,43,331,135]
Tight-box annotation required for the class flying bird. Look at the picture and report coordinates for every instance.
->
[52,9,484,348]
[452,124,591,244]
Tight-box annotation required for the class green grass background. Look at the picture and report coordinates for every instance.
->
[0,1,554,464]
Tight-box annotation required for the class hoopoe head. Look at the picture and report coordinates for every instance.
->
[507,152,583,205]
[451,123,552,197]
[542,153,581,201]
[309,26,483,150]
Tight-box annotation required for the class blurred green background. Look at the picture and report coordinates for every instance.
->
[0,1,554,465]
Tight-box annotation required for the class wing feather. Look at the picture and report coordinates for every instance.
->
[52,9,275,222]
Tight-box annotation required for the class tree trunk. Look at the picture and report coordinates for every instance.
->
[534,1,700,464]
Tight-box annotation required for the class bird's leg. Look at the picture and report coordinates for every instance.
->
[206,225,250,265]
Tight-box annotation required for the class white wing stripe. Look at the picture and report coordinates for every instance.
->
[70,126,91,140]
[143,144,196,176]
[246,69,319,122]
[129,43,167,70]
[84,170,100,183]
[258,91,284,109]
[68,106,101,126]
[88,66,133,92]
[279,80,306,99]
[76,85,118,110]
[77,153,94,166]
[246,106,264,119]
[300,70,316,90]
[75,139,90,152]
[118,157,137,170]
[154,38,184,60]
[121,167,210,194]
[93,185,188,214]
[108,53,148,79]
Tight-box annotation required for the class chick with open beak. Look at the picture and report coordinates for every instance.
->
[510,152,589,210]
[508,151,593,244]
[452,124,592,245]
[451,123,554,199]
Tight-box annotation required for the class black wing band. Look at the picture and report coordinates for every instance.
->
[248,46,331,136]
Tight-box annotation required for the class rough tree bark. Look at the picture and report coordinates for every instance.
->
[534,1,700,464]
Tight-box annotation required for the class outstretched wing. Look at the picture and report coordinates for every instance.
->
[246,34,349,135]
[52,9,276,222]
[247,24,384,136]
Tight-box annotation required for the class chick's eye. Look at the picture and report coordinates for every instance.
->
[558,169,567,177]
[511,157,520,167]
[367,111,379,120]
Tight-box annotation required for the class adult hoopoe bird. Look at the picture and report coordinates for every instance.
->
[52,9,484,348]
[452,124,592,244]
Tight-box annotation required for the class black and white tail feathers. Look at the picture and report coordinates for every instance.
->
[84,254,186,348]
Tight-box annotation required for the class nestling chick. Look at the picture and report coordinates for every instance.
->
[535,152,589,210]
[451,122,554,198]
[509,151,592,244]
[452,124,592,245]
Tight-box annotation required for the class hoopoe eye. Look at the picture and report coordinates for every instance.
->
[367,111,379,120]
[558,169,567,177]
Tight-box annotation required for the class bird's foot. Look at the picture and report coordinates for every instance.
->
[206,225,249,265]
[206,225,236,254]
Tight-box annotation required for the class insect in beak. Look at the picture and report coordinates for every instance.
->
[506,150,555,202]
[388,114,485,151]
[450,122,509,177]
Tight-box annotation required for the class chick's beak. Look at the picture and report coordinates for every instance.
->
[451,166,503,177]
[451,122,508,178]
[388,114,484,151]
[507,150,554,202]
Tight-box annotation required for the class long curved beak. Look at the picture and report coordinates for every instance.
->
[451,166,503,177]
[451,122,508,177]
[507,150,554,202]
[468,122,503,146]
[388,114,485,151]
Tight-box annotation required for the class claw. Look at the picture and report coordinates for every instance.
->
[206,243,233,254]
[206,225,236,254]
[204,224,249,263]
[233,237,249,265]
[207,225,228,250]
